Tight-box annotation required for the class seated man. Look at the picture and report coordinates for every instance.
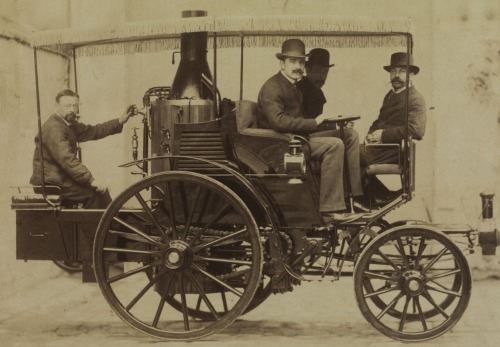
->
[257,39,363,223]
[361,52,427,200]
[30,89,137,209]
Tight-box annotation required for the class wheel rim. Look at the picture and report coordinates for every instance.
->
[353,226,471,341]
[93,172,262,340]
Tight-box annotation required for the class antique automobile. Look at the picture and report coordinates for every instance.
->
[11,10,499,342]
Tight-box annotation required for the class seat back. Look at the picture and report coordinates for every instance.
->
[235,100,260,133]
[365,140,416,194]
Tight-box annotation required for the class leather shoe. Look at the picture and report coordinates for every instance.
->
[321,212,363,224]
[373,189,402,205]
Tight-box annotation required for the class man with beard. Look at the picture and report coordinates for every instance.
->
[257,39,363,223]
[361,52,427,200]
[30,89,138,209]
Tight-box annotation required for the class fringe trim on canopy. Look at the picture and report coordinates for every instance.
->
[73,34,408,57]
[215,15,413,34]
[33,14,414,53]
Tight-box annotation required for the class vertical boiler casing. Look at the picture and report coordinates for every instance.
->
[150,10,216,175]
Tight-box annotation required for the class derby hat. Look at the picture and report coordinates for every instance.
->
[384,52,420,75]
[276,39,308,60]
[307,48,335,68]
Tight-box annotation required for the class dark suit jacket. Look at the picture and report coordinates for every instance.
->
[257,72,317,134]
[296,76,327,119]
[30,114,123,187]
[368,86,426,143]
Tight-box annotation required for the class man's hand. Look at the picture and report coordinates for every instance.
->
[365,129,383,144]
[91,180,109,194]
[315,114,329,125]
[119,104,139,124]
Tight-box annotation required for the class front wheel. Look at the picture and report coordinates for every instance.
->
[93,171,263,341]
[353,226,471,342]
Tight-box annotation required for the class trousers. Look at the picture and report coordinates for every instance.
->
[307,128,363,212]
[60,183,112,209]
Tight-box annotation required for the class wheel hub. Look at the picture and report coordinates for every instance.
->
[401,270,425,296]
[163,240,192,270]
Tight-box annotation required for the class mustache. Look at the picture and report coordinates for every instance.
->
[391,78,405,83]
[293,69,304,74]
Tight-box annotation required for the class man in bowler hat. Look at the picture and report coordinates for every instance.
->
[361,52,427,201]
[257,39,363,223]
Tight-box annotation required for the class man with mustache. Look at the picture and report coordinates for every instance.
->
[361,52,427,202]
[257,39,363,223]
[30,89,138,209]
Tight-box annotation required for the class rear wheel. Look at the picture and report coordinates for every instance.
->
[353,226,471,341]
[93,171,263,340]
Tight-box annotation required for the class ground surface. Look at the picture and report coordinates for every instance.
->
[0,263,499,347]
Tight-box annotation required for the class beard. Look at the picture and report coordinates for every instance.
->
[63,112,77,123]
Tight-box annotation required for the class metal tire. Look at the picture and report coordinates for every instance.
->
[353,226,471,341]
[93,171,263,340]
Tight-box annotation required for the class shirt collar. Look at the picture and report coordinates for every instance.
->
[280,71,297,85]
[56,113,71,127]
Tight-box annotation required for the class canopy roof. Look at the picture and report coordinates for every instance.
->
[32,15,414,56]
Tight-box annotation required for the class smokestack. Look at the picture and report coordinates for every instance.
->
[170,10,214,100]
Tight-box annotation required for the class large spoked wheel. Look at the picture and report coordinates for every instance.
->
[93,171,263,340]
[353,226,471,341]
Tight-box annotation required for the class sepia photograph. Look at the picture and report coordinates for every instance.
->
[1,0,499,346]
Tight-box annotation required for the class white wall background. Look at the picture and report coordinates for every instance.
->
[1,0,499,291]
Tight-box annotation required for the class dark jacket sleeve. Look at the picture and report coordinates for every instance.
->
[74,118,123,142]
[258,77,317,133]
[381,91,426,143]
[43,124,94,185]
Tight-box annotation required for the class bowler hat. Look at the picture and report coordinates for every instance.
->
[276,39,308,60]
[307,48,335,68]
[384,52,420,75]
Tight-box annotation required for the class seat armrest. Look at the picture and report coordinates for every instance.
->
[240,128,294,142]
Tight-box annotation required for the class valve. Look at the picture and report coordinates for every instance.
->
[132,127,139,161]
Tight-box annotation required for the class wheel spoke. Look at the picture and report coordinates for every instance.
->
[187,270,221,320]
[398,295,411,332]
[425,284,462,297]
[364,285,400,299]
[189,203,233,246]
[221,291,229,312]
[415,236,426,266]
[395,237,410,268]
[182,185,203,241]
[193,228,247,252]
[363,270,396,281]
[126,268,168,311]
[422,289,450,319]
[152,272,175,328]
[425,268,462,281]
[374,250,401,271]
[165,182,179,240]
[376,292,404,320]
[134,193,170,242]
[414,296,428,331]
[422,247,449,274]
[103,247,161,256]
[112,216,164,246]
[194,255,252,266]
[179,272,190,331]
[192,263,243,296]
[108,261,162,283]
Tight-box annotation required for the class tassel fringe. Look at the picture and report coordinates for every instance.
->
[30,15,414,56]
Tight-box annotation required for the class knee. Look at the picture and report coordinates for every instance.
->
[344,129,359,145]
